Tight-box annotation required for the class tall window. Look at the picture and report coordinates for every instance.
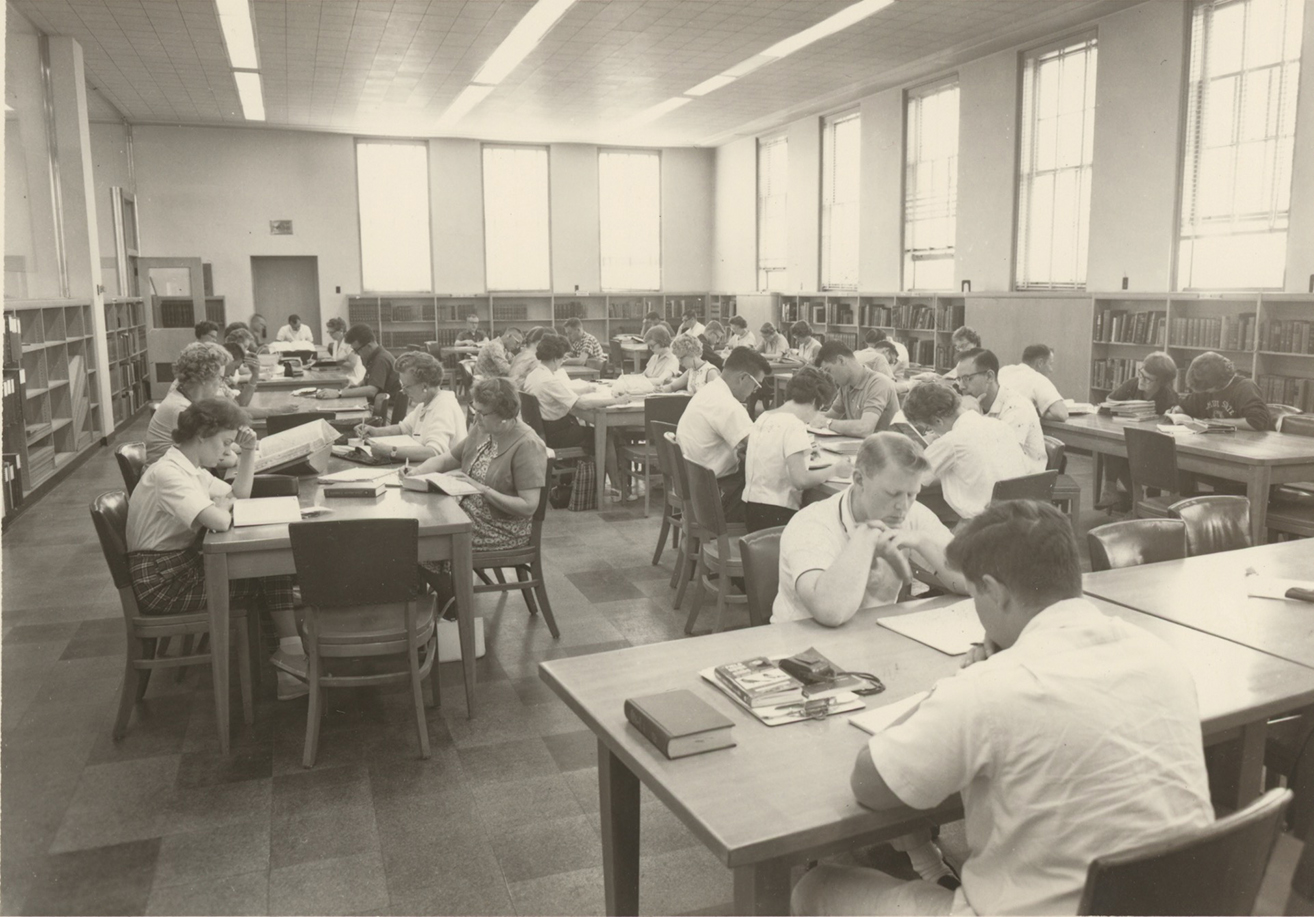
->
[1178,0,1304,289]
[904,80,959,290]
[483,145,551,291]
[1016,35,1098,290]
[821,112,861,290]
[599,150,661,291]
[757,135,789,292]
[357,141,432,292]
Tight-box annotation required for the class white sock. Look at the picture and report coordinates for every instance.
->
[906,841,952,882]
[279,636,305,656]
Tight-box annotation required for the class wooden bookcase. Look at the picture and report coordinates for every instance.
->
[104,298,150,431]
[3,300,101,503]
[776,291,965,369]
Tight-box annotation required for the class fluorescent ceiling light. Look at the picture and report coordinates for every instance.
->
[760,0,895,60]
[685,74,736,97]
[437,84,495,129]
[473,0,577,86]
[233,70,265,121]
[723,55,776,79]
[215,0,259,70]
[626,96,692,129]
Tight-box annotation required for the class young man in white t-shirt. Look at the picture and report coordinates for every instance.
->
[792,501,1213,916]
[998,344,1069,421]
[954,349,1047,472]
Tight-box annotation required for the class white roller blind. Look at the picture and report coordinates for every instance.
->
[357,141,432,292]
[1178,0,1304,289]
[904,80,959,291]
[1015,35,1097,290]
[757,135,789,292]
[821,112,861,291]
[483,145,551,291]
[600,150,661,291]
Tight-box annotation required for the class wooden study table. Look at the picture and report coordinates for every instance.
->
[254,367,352,391]
[563,364,601,380]
[616,340,649,373]
[1042,413,1314,544]
[570,397,648,508]
[246,390,370,430]
[540,595,1314,915]
[202,479,478,755]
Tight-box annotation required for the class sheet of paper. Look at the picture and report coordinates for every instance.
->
[1156,424,1196,436]
[232,495,302,527]
[877,600,984,656]
[254,419,339,473]
[848,692,930,735]
[1247,576,1314,600]
[318,467,398,484]
[363,434,417,449]
[1064,400,1097,415]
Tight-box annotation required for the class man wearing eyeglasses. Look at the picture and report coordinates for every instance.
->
[675,346,771,523]
[814,341,900,436]
[954,349,1047,472]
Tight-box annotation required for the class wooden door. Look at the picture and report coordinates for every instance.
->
[136,257,205,401]
[251,256,321,345]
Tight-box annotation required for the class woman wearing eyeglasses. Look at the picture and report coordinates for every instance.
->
[1095,351,1180,513]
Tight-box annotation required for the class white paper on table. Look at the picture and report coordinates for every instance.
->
[877,600,984,656]
[848,692,930,735]
[318,467,399,484]
[232,496,302,527]
[1156,424,1197,436]
[1064,399,1097,414]
[1247,575,1314,600]
[362,434,418,450]
[254,419,339,473]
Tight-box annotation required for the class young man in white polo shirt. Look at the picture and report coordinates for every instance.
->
[998,344,1069,421]
[815,340,900,436]
[676,346,771,523]
[901,381,1031,522]
[954,348,1047,472]
[792,500,1214,916]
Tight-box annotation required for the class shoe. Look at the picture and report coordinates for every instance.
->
[276,670,308,700]
[1093,492,1121,511]
[270,648,307,679]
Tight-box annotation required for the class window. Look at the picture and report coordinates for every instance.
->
[904,80,959,290]
[356,141,432,292]
[821,112,861,290]
[483,145,551,291]
[757,135,789,292]
[1178,0,1304,289]
[599,150,661,291]
[1015,35,1098,290]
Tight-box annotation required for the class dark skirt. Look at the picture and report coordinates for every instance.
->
[128,546,296,617]
[745,501,797,533]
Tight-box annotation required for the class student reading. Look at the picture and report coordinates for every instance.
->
[1096,351,1179,512]
[953,348,1047,472]
[998,344,1069,421]
[315,324,401,409]
[355,352,466,462]
[1169,350,1273,431]
[474,326,523,378]
[276,313,315,344]
[814,340,900,436]
[791,500,1213,916]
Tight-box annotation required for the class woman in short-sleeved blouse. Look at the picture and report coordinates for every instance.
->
[641,325,680,386]
[661,333,720,396]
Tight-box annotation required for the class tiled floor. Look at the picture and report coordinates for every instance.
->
[0,418,1298,915]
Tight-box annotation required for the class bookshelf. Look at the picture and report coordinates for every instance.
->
[552,294,607,339]
[1255,293,1314,412]
[607,294,660,337]
[3,300,101,507]
[1089,295,1169,397]
[776,292,965,369]
[105,298,150,431]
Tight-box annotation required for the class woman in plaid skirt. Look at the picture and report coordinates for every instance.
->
[126,399,308,700]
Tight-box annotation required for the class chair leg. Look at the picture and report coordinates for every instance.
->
[407,628,431,760]
[515,565,539,617]
[235,617,254,726]
[674,534,700,611]
[652,513,671,566]
[531,558,560,639]
[684,552,708,635]
[175,634,195,683]
[476,569,494,586]
[113,657,141,741]
[669,525,687,590]
[643,462,652,518]
[302,650,322,768]
[493,568,507,585]
[136,637,157,701]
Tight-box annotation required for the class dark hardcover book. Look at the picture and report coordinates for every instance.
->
[624,690,735,759]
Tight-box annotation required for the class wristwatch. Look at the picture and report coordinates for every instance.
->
[390,446,399,460]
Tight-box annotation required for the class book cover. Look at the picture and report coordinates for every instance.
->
[401,472,481,496]
[714,657,805,708]
[623,690,735,759]
[321,480,386,498]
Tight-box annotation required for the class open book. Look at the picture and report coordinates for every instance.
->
[254,419,338,473]
[1160,415,1236,434]
[401,472,480,496]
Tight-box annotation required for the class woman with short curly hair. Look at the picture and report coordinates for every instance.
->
[325,316,352,360]
[641,325,679,385]
[357,352,465,461]
[661,333,720,395]
[1170,351,1271,431]
[146,343,233,463]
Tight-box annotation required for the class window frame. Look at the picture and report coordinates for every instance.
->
[355,138,434,293]
[1014,31,1099,291]
[481,143,553,293]
[598,148,662,292]
[757,133,789,293]
[820,109,862,292]
[903,75,960,291]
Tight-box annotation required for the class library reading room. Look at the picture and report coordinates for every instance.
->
[5,0,1314,914]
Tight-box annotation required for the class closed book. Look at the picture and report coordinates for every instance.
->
[623,690,735,759]
[321,480,386,498]
[714,657,805,708]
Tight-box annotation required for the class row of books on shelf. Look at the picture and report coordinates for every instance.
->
[1092,357,1145,391]
[2,453,22,516]
[113,359,147,392]
[106,330,145,364]
[1094,310,1166,345]
[1168,314,1256,351]
[608,300,656,319]
[1258,374,1314,412]
[1258,320,1314,354]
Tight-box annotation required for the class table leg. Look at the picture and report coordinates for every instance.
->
[599,740,640,916]
[203,552,232,755]
[733,859,793,916]
[595,411,609,509]
[1246,466,1272,545]
[1206,721,1267,811]
[452,530,476,718]
[1092,452,1105,504]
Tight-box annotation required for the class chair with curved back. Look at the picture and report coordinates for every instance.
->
[1268,414,1314,539]
[661,430,702,611]
[1077,787,1290,916]
[990,469,1058,503]
[90,491,253,740]
[1169,495,1252,556]
[1045,435,1082,524]
[287,517,436,767]
[617,394,691,517]
[681,456,747,634]
[520,391,584,499]
[1123,427,1181,518]
[1086,518,1188,572]
[648,421,682,567]
[114,442,148,496]
[739,526,785,628]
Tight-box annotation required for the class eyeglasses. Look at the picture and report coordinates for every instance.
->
[957,370,991,383]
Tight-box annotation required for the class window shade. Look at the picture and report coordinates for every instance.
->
[757,136,789,292]
[821,112,861,291]
[600,150,661,291]
[483,145,551,291]
[357,141,432,292]
[904,80,959,291]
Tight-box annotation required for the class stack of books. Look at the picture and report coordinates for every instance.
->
[1101,399,1158,421]
[714,657,805,708]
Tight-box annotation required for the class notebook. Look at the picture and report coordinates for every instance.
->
[848,691,930,735]
[232,496,302,527]
[876,600,984,656]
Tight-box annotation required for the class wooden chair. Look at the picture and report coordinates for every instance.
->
[90,491,254,740]
[682,456,747,634]
[616,394,690,516]
[520,391,583,496]
[1045,435,1082,524]
[739,527,784,628]
[661,431,702,610]
[649,421,682,567]
[114,442,147,495]
[1269,414,1314,539]
[1086,518,1188,572]
[470,459,560,639]
[287,518,437,768]
[1169,495,1251,556]
[1077,786,1291,915]
[990,469,1058,503]
[266,411,338,435]
[1123,427,1180,518]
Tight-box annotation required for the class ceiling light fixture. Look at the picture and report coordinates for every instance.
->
[474,0,578,86]
[626,96,692,129]
[233,70,265,121]
[685,74,737,97]
[436,84,495,129]
[215,0,259,70]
